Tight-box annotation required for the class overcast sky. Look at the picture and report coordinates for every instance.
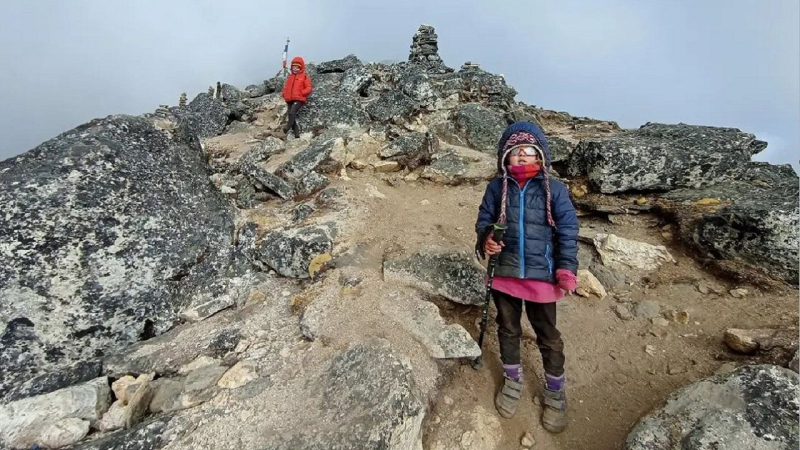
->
[1,0,798,172]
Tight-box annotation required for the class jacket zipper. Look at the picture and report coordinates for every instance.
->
[518,181,529,278]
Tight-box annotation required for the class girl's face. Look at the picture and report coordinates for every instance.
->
[507,146,542,166]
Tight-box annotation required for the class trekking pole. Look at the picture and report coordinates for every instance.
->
[472,223,507,370]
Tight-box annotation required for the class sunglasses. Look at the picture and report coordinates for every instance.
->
[509,145,542,158]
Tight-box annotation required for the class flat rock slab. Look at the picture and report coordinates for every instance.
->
[378,289,480,359]
[624,364,799,450]
[568,122,768,194]
[258,339,425,450]
[383,250,485,306]
[0,376,111,449]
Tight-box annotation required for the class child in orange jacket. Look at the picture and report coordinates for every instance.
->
[281,56,312,138]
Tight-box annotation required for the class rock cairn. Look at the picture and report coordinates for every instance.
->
[408,24,453,74]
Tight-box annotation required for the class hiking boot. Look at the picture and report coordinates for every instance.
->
[541,387,568,433]
[494,375,523,418]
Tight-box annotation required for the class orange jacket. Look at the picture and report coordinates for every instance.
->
[282,56,313,103]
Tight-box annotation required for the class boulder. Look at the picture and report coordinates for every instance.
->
[420,145,496,186]
[316,54,362,73]
[274,138,344,183]
[568,122,768,194]
[723,327,798,370]
[451,103,507,153]
[339,66,372,96]
[258,339,425,450]
[624,364,799,450]
[245,83,268,98]
[0,377,111,449]
[69,414,177,450]
[297,83,370,131]
[383,250,486,306]
[593,233,676,272]
[378,289,481,359]
[378,132,438,169]
[662,162,798,285]
[240,162,295,200]
[0,115,241,398]
[366,90,417,123]
[2,360,103,403]
[175,92,230,147]
[457,67,517,109]
[257,224,337,279]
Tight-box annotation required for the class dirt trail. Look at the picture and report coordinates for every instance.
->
[323,168,797,450]
[221,105,796,449]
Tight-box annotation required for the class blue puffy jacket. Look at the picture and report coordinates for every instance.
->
[474,121,579,282]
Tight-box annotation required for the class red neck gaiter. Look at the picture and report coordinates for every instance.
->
[508,164,541,183]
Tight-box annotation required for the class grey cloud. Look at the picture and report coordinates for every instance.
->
[1,0,797,172]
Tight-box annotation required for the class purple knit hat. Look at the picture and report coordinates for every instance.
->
[497,131,555,227]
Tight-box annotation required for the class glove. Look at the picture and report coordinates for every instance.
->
[556,269,577,293]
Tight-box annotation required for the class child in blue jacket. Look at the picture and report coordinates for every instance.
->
[475,121,579,433]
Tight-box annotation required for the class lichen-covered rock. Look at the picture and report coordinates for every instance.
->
[240,162,294,200]
[294,171,330,198]
[420,146,496,186]
[69,414,177,450]
[174,92,230,147]
[339,66,372,95]
[457,67,517,110]
[378,132,438,169]
[259,339,425,450]
[624,364,799,450]
[568,122,768,194]
[245,83,268,98]
[274,138,344,183]
[366,90,416,123]
[297,84,370,131]
[257,224,337,278]
[383,250,486,306]
[661,162,799,285]
[451,103,507,153]
[2,360,103,403]
[316,54,362,73]
[0,115,241,399]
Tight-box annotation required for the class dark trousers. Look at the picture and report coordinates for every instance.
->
[284,101,303,137]
[493,289,565,376]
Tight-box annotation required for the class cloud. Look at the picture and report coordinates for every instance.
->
[0,0,797,175]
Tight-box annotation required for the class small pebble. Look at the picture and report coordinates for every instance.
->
[281,290,291,297]
[521,432,535,448]
[443,395,453,406]
[420,199,430,206]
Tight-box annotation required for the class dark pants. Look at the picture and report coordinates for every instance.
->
[284,101,303,137]
[493,289,565,376]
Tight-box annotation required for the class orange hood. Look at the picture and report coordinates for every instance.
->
[291,56,306,71]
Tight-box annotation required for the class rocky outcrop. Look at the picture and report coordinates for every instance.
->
[660,162,799,285]
[378,131,438,169]
[450,103,507,153]
[0,115,246,399]
[625,364,799,450]
[383,250,486,306]
[568,122,768,194]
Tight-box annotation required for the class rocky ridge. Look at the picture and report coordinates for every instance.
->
[1,24,797,450]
